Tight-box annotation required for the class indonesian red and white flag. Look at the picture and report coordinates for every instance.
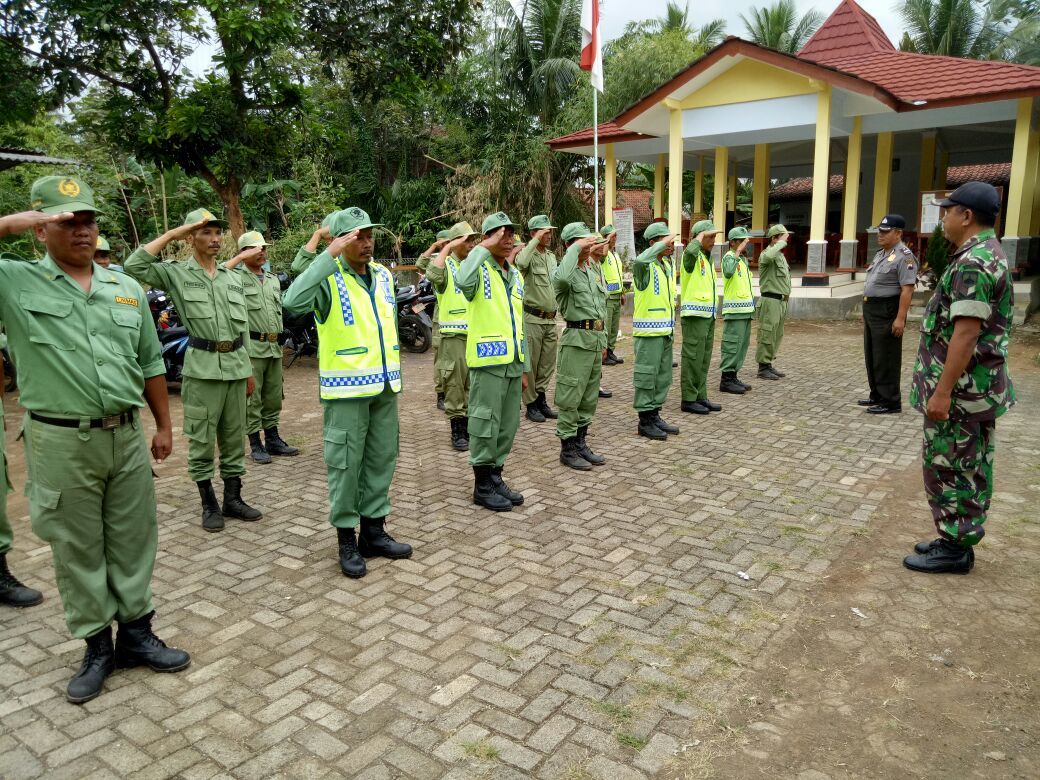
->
[580,0,603,92]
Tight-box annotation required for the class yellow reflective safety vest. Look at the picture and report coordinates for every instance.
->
[466,258,526,367]
[680,249,717,318]
[721,251,755,317]
[316,260,402,399]
[436,255,469,335]
[601,250,623,295]
[632,257,675,337]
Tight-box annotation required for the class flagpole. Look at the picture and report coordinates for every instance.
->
[593,82,599,232]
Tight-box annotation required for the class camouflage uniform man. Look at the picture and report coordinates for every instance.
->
[598,224,625,366]
[904,182,1015,575]
[417,229,452,410]
[755,224,791,380]
[516,215,559,422]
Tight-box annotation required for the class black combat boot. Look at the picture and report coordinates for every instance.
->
[701,399,722,412]
[359,517,413,560]
[473,465,513,512]
[526,402,546,423]
[222,477,262,521]
[652,409,679,435]
[903,539,972,574]
[719,372,746,394]
[560,437,592,471]
[436,392,445,411]
[196,480,224,532]
[758,363,781,380]
[337,527,366,578]
[0,552,43,607]
[490,466,524,505]
[913,537,975,566]
[450,416,469,452]
[608,349,624,364]
[248,432,272,464]
[602,349,619,366]
[768,364,786,377]
[67,625,115,704]
[115,611,191,672]
[537,392,558,420]
[637,411,667,440]
[265,427,299,456]
[681,400,709,414]
[736,375,752,390]
[576,426,606,466]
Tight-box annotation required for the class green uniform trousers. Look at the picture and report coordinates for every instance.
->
[680,316,715,402]
[633,335,674,412]
[433,322,444,395]
[23,412,156,638]
[755,297,787,365]
[720,317,752,374]
[322,388,399,529]
[522,319,558,405]
[863,297,903,407]
[468,368,521,467]
[605,295,622,351]
[181,376,247,482]
[0,438,11,555]
[922,417,996,547]
[247,356,284,434]
[554,345,602,439]
[435,334,469,418]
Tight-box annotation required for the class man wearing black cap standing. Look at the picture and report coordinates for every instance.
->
[903,181,1015,575]
[858,214,918,414]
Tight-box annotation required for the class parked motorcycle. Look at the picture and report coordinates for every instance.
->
[147,289,188,384]
[395,276,434,353]
[282,309,318,368]
[2,347,15,392]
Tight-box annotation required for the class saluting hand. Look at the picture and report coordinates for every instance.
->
[151,428,173,463]
[327,229,360,258]
[738,238,750,253]
[0,210,75,237]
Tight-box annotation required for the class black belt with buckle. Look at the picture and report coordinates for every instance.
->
[524,304,557,319]
[30,409,135,430]
[188,335,244,353]
[862,295,898,304]
[566,319,605,331]
[761,291,788,301]
[250,330,281,343]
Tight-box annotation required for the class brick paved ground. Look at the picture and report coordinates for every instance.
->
[1,319,1035,779]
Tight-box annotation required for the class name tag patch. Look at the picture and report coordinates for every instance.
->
[115,296,139,306]
[184,281,206,289]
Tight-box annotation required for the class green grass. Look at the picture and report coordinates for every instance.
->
[462,740,499,761]
[616,733,649,750]
[591,700,634,723]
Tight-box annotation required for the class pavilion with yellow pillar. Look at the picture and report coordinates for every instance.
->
[548,0,1040,299]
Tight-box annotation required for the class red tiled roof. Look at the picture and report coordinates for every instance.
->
[771,175,844,200]
[770,163,1011,200]
[546,122,655,149]
[577,188,657,229]
[798,0,895,62]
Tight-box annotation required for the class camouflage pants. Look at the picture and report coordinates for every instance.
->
[922,417,996,546]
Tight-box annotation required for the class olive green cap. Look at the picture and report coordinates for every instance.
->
[527,214,556,231]
[481,212,518,234]
[30,176,96,214]
[328,206,382,237]
[436,229,452,241]
[321,212,337,229]
[95,236,111,252]
[767,224,790,238]
[643,221,671,241]
[184,207,227,230]
[237,230,269,250]
[727,226,751,240]
[448,221,479,239]
[561,222,593,243]
[599,224,615,236]
[691,219,722,236]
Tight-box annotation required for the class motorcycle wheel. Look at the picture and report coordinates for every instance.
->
[399,314,432,353]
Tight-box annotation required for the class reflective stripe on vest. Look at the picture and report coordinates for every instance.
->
[680,250,717,318]
[436,256,469,334]
[316,261,402,399]
[466,259,526,367]
[721,252,755,316]
[632,258,675,336]
[601,251,623,294]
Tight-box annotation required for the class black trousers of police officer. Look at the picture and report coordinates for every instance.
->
[863,297,903,409]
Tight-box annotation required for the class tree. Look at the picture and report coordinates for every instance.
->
[896,0,1005,58]
[740,0,825,54]
[622,2,726,50]
[990,0,1040,64]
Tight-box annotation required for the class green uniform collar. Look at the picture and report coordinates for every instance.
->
[41,254,120,287]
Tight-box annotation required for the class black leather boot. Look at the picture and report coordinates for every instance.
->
[196,480,224,532]
[638,411,667,440]
[436,392,445,411]
[115,611,191,672]
[719,372,746,394]
[652,409,679,435]
[768,363,786,377]
[265,427,299,456]
[576,426,606,465]
[913,538,975,568]
[602,349,619,366]
[222,477,262,521]
[248,431,272,464]
[537,392,558,419]
[560,437,592,471]
[526,402,546,423]
[701,399,722,412]
[609,349,624,364]
[473,465,513,511]
[450,416,469,452]
[0,552,43,607]
[758,363,781,380]
[359,517,413,560]
[736,376,752,390]
[903,539,973,574]
[681,400,710,414]
[490,466,524,505]
[337,527,366,578]
[67,626,115,704]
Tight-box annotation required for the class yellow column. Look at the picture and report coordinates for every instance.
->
[809,86,832,242]
[936,149,949,190]
[918,131,936,193]
[604,143,616,221]
[694,156,704,215]
[653,153,665,219]
[1006,98,1037,237]
[727,161,737,211]
[871,132,893,225]
[752,144,769,233]
[842,117,862,241]
[1031,132,1040,235]
[668,109,683,232]
[713,146,728,226]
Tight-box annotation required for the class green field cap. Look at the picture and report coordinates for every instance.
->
[184,207,227,230]
[329,206,382,237]
[321,212,337,229]
[767,223,789,238]
[528,214,556,231]
[30,176,96,214]
[481,212,518,234]
[691,219,722,236]
[727,226,751,240]
[237,230,269,250]
[643,221,671,241]
[449,221,479,239]
[599,224,615,236]
[95,236,111,252]
[436,229,452,241]
[560,222,593,243]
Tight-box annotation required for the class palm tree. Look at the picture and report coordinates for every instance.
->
[623,2,727,50]
[897,0,1005,59]
[740,0,825,54]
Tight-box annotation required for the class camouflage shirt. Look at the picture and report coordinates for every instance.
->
[910,229,1015,421]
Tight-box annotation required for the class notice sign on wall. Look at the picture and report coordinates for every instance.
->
[612,208,636,263]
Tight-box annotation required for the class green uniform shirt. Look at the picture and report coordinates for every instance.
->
[632,242,673,291]
[282,250,382,323]
[515,239,558,319]
[0,253,164,416]
[682,239,706,273]
[456,246,528,377]
[425,253,465,295]
[757,241,791,296]
[553,243,608,351]
[292,246,316,275]
[416,254,439,324]
[228,264,283,359]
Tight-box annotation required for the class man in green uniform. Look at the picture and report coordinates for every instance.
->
[0,178,189,703]
[283,208,412,577]
[427,222,480,451]
[417,230,452,410]
[516,215,559,422]
[125,209,262,531]
[458,213,529,511]
[632,222,680,440]
[680,221,724,415]
[291,218,334,274]
[719,227,755,394]
[224,230,299,463]
[904,182,1015,575]
[598,224,625,366]
[755,224,791,380]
